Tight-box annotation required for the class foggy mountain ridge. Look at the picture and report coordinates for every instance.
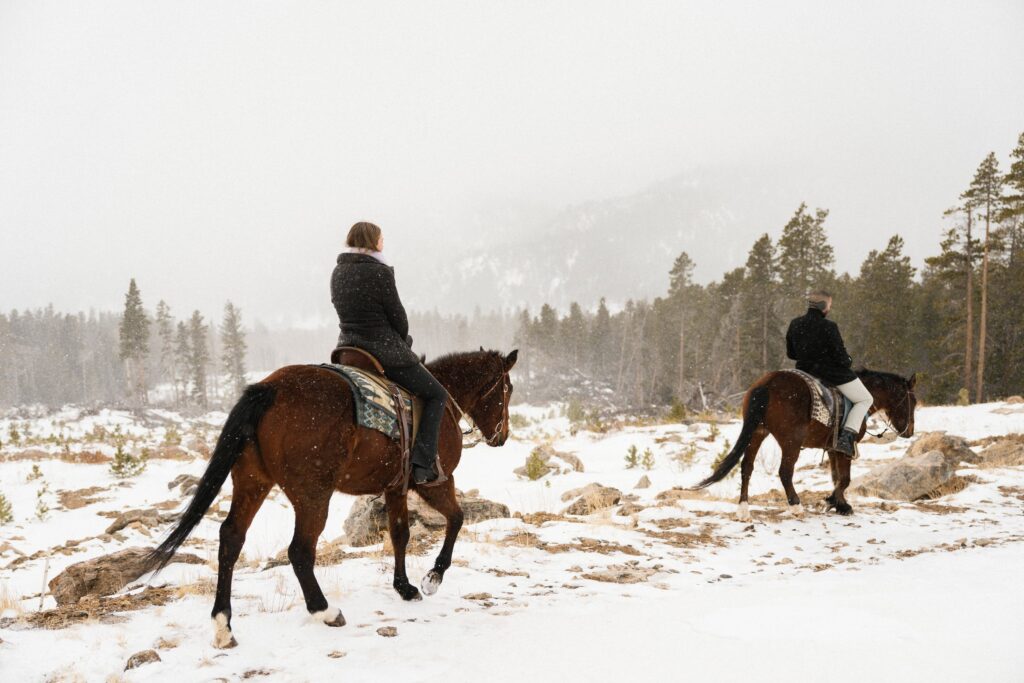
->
[416,167,803,314]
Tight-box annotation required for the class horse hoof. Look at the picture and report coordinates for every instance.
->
[394,582,422,602]
[420,570,442,596]
[836,503,854,516]
[313,607,347,627]
[212,613,237,649]
[787,504,805,518]
[735,502,752,522]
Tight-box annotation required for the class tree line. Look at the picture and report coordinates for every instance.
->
[0,281,249,411]
[514,133,1024,409]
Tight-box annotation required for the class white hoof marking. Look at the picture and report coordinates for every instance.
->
[788,504,805,518]
[735,502,752,522]
[312,606,346,627]
[212,613,237,649]
[420,571,441,596]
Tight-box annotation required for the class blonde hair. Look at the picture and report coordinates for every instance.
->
[346,222,382,250]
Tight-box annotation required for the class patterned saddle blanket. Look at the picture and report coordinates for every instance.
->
[782,369,852,428]
[315,364,421,441]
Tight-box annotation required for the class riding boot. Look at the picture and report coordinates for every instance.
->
[411,445,446,487]
[835,428,857,457]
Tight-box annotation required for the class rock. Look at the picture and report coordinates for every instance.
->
[978,438,1024,468]
[343,491,510,547]
[105,509,172,535]
[185,438,210,457]
[906,432,977,465]
[561,483,622,515]
[513,444,583,479]
[57,486,108,510]
[151,446,193,461]
[634,475,651,489]
[376,626,398,637]
[124,649,161,670]
[48,547,204,606]
[580,562,660,584]
[167,474,201,496]
[851,450,955,501]
[1006,396,1024,404]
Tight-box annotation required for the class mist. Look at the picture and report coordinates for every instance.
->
[1,1,1023,327]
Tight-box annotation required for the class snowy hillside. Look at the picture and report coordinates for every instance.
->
[421,168,803,312]
[1,402,1023,681]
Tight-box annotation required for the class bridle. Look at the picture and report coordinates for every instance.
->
[867,385,915,439]
[447,363,510,449]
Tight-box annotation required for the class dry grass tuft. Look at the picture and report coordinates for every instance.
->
[0,581,24,615]
[919,474,978,500]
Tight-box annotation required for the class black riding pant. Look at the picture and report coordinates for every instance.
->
[383,363,448,468]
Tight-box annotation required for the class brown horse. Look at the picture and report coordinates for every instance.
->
[691,368,917,519]
[149,348,518,648]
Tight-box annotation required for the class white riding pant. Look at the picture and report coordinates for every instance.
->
[837,378,872,432]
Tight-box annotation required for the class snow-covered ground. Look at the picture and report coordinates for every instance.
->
[1,401,1023,681]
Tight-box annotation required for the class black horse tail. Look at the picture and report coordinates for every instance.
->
[148,383,276,573]
[690,385,770,490]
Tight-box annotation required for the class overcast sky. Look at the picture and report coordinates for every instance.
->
[1,1,1022,327]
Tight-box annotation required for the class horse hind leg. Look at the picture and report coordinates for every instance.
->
[385,490,422,601]
[736,429,767,522]
[778,442,804,517]
[211,469,271,648]
[823,452,854,515]
[286,493,345,626]
[411,479,463,596]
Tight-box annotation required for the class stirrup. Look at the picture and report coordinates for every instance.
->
[412,462,448,488]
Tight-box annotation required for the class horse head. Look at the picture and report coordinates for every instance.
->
[862,369,917,437]
[468,349,518,446]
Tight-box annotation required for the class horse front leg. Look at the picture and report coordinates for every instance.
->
[384,490,422,601]
[411,478,463,596]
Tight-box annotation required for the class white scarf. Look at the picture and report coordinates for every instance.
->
[345,246,389,266]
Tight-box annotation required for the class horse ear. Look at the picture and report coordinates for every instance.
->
[505,349,519,369]
[908,373,917,389]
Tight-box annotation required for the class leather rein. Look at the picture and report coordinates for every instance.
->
[445,365,510,449]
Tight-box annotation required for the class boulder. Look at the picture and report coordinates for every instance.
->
[343,490,510,547]
[1006,396,1023,404]
[905,432,977,465]
[105,509,173,535]
[851,450,955,501]
[978,438,1024,468]
[48,547,204,606]
[167,473,201,496]
[561,483,622,515]
[124,649,161,671]
[513,444,583,478]
[634,475,651,490]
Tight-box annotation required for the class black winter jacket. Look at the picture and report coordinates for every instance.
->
[785,307,857,385]
[331,253,419,368]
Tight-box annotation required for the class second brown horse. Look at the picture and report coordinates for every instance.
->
[149,348,518,648]
[692,368,917,519]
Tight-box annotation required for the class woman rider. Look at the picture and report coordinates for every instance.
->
[785,290,873,457]
[331,222,448,485]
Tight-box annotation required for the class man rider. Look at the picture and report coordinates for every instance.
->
[785,290,872,456]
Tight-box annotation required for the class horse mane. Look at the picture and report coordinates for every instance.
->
[426,349,505,388]
[856,367,910,387]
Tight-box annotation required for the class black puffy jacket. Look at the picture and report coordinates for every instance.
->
[331,253,419,368]
[785,307,857,385]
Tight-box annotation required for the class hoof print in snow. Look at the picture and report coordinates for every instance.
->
[124,649,161,671]
[376,626,398,638]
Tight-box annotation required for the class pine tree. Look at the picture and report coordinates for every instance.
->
[776,203,835,316]
[561,302,587,369]
[851,236,916,372]
[591,298,613,381]
[187,311,210,408]
[668,252,696,402]
[739,234,781,379]
[154,300,177,403]
[220,301,248,399]
[118,279,150,407]
[173,321,191,405]
[964,153,1003,401]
